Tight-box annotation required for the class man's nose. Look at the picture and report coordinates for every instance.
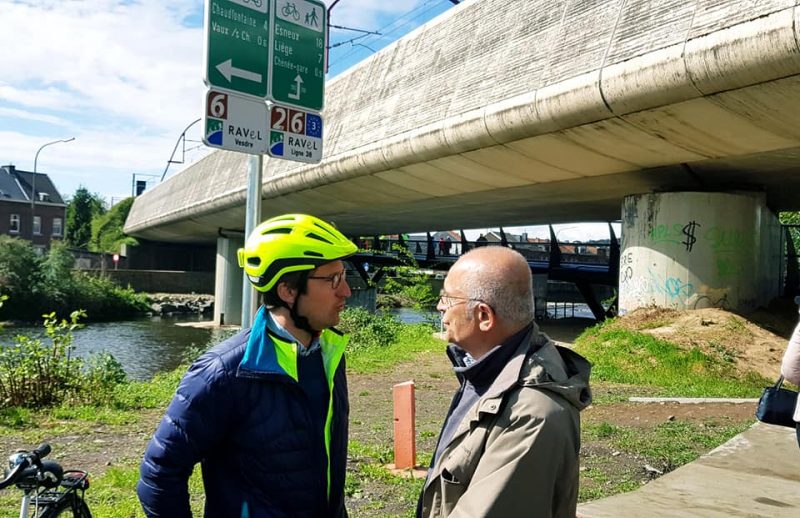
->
[339,277,352,297]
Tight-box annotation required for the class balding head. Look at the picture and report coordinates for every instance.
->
[451,246,534,330]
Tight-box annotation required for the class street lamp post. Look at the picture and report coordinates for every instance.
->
[32,137,75,240]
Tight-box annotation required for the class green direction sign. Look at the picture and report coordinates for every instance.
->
[269,0,326,111]
[205,0,270,99]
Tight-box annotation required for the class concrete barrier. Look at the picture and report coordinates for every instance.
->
[81,270,215,294]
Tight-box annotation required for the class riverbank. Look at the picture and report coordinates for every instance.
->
[0,307,792,516]
[146,293,214,316]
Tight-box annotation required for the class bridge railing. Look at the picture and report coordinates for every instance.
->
[354,237,614,266]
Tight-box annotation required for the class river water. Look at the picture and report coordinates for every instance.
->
[1,303,592,381]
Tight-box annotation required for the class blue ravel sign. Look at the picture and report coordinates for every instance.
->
[268,103,322,163]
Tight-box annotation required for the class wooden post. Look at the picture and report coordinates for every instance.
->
[393,381,416,469]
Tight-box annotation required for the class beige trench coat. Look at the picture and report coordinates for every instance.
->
[419,327,592,518]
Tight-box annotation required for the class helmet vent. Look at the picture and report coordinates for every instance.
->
[262,227,291,235]
[247,257,261,266]
[304,251,324,258]
[306,232,333,244]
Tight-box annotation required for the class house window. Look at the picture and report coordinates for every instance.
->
[33,216,42,235]
[52,217,62,237]
[9,214,20,233]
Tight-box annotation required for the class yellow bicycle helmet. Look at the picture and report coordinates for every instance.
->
[237,214,357,292]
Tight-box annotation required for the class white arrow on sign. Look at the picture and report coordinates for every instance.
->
[216,59,262,84]
[288,74,304,100]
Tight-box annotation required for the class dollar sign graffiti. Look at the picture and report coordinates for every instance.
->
[682,221,700,252]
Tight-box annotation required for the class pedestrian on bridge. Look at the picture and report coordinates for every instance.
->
[418,246,592,518]
[137,214,357,517]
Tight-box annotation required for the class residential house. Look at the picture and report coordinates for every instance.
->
[0,165,67,250]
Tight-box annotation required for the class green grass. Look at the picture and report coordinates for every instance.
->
[347,439,427,517]
[574,324,769,397]
[0,312,768,515]
[578,419,751,502]
[583,420,751,467]
[346,323,444,374]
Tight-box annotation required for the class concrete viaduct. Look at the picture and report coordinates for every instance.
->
[124,0,800,324]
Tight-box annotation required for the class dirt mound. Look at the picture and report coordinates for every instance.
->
[615,307,790,381]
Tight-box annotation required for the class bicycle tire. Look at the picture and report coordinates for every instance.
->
[40,497,92,518]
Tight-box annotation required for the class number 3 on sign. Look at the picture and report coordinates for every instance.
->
[207,92,228,119]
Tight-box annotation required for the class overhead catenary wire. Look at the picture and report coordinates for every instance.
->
[327,0,450,71]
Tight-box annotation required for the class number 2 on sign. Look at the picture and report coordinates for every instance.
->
[271,106,306,135]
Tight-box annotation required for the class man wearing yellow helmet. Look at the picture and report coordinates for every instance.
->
[138,214,357,517]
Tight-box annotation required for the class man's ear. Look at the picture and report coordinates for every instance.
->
[477,303,494,332]
[277,281,298,306]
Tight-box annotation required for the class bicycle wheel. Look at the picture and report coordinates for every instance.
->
[41,497,92,518]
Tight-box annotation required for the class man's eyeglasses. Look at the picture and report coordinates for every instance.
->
[438,290,491,310]
[308,270,346,290]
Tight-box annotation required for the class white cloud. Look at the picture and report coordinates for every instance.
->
[0,0,442,199]
[0,107,70,126]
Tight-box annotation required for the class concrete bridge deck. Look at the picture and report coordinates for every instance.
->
[125,0,800,243]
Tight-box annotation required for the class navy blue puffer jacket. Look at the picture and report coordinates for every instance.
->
[137,315,349,518]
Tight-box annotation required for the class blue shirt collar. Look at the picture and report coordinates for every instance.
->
[265,309,321,356]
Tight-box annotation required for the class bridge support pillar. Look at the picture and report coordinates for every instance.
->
[214,236,244,326]
[619,192,781,314]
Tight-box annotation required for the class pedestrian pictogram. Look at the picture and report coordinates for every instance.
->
[269,0,327,111]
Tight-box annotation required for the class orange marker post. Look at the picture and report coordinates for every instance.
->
[392,381,416,470]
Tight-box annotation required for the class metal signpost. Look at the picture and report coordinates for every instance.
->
[203,0,327,327]
[269,0,327,111]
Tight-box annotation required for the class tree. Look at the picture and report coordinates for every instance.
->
[780,212,800,225]
[0,236,45,318]
[90,197,138,253]
[65,187,106,249]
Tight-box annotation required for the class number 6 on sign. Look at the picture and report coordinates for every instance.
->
[207,92,228,119]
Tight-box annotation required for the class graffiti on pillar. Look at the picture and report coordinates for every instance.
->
[622,268,696,307]
[691,292,729,310]
[704,226,747,279]
[649,223,684,246]
[620,275,651,305]
[681,221,700,252]
[620,252,633,283]
[649,221,701,252]
[704,227,746,252]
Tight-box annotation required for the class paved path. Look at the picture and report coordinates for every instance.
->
[577,422,800,517]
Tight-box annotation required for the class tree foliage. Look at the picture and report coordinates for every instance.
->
[0,236,43,312]
[65,187,106,249]
[0,237,149,321]
[90,197,138,253]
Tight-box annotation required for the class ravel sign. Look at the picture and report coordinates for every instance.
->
[268,103,322,163]
[203,0,326,161]
[205,0,271,99]
[203,89,269,154]
[269,0,327,111]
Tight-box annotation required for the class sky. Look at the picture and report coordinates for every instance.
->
[0,0,617,242]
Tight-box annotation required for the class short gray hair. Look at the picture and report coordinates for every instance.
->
[459,247,534,327]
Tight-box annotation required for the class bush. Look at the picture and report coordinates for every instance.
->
[378,245,437,310]
[337,307,402,353]
[0,310,128,409]
[0,238,149,322]
[0,236,44,317]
